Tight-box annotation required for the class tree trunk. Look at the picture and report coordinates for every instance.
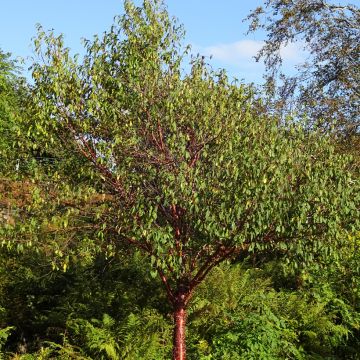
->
[172,301,187,360]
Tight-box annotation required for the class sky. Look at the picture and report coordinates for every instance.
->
[0,0,306,84]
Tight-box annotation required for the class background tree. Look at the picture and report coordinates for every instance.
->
[246,0,359,140]
[0,50,31,176]
[3,1,358,359]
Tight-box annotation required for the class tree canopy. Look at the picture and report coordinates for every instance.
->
[246,0,359,136]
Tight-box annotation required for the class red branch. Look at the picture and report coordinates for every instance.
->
[157,266,175,304]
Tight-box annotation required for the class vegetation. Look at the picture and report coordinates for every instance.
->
[246,0,360,138]
[0,0,359,359]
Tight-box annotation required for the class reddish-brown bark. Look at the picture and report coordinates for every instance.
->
[173,301,187,360]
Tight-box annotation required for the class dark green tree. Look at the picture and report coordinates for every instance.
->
[5,1,358,359]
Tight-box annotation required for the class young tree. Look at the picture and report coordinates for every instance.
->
[246,0,360,137]
[8,1,358,359]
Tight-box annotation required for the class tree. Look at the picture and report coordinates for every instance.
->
[246,0,360,138]
[0,50,34,232]
[7,0,358,359]
[0,50,27,175]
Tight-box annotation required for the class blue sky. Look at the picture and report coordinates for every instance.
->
[0,0,305,84]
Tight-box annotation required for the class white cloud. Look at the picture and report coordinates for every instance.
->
[202,40,263,64]
[197,39,305,66]
[279,42,306,62]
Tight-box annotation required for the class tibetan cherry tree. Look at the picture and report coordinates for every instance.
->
[20,0,358,359]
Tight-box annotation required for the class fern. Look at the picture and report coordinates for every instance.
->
[187,263,351,359]
[0,326,14,360]
[65,310,172,360]
[117,309,172,360]
[67,315,120,360]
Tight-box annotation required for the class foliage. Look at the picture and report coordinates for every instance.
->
[1,247,360,359]
[0,246,167,354]
[13,0,357,303]
[187,263,356,359]
[0,326,14,359]
[246,0,360,137]
[66,310,172,360]
[0,0,359,359]
[0,51,30,176]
